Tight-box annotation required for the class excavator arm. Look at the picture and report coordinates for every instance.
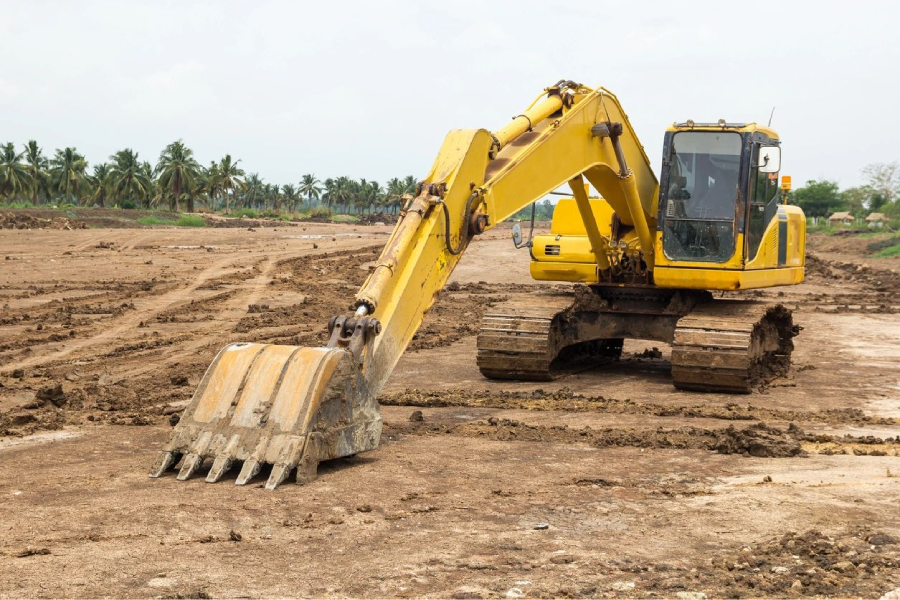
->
[150,81,660,488]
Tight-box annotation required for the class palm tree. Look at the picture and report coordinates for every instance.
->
[49,147,88,204]
[350,179,380,214]
[0,142,33,201]
[281,183,300,212]
[141,161,161,208]
[299,174,322,207]
[244,173,265,210]
[216,154,245,212]
[265,183,280,211]
[155,140,202,212]
[204,161,221,210]
[89,163,113,208]
[108,149,152,207]
[334,176,355,213]
[23,141,48,204]
[322,178,337,212]
[385,177,409,214]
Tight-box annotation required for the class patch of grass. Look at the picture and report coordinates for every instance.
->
[874,243,900,258]
[175,215,206,227]
[868,236,899,251]
[276,211,308,222]
[0,200,36,209]
[229,208,258,219]
[330,214,359,223]
[137,215,174,226]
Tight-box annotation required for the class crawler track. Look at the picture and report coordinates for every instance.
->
[477,291,796,393]
[476,295,623,381]
[476,301,563,381]
[671,301,795,393]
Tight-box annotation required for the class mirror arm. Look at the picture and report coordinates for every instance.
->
[514,202,537,249]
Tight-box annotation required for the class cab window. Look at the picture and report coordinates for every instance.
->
[662,131,742,262]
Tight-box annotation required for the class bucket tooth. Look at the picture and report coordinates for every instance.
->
[149,451,179,478]
[150,342,383,488]
[235,459,261,485]
[206,456,233,483]
[176,453,203,481]
[265,464,292,490]
[295,434,322,485]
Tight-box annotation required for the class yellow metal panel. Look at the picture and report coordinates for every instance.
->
[532,235,596,264]
[654,265,804,290]
[530,260,598,283]
[550,198,614,236]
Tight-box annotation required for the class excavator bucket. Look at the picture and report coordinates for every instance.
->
[149,342,382,489]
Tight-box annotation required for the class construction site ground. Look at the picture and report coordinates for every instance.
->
[0,218,898,599]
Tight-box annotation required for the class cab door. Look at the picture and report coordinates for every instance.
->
[744,137,781,267]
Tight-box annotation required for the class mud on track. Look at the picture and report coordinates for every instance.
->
[0,225,899,599]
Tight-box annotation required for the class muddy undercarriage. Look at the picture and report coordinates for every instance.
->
[476,285,797,393]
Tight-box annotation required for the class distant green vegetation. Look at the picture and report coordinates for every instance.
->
[509,199,556,221]
[137,215,174,226]
[175,215,206,227]
[874,244,900,258]
[790,163,899,219]
[868,235,900,257]
[330,214,360,223]
[0,138,417,216]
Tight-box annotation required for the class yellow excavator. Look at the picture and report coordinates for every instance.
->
[150,80,806,488]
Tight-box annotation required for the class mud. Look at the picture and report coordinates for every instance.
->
[380,388,896,426]
[0,226,898,598]
[390,415,898,458]
[697,528,900,598]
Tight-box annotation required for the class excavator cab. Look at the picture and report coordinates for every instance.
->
[653,122,806,290]
[530,121,805,290]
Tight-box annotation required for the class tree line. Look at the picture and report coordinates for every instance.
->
[0,140,417,214]
[791,162,900,218]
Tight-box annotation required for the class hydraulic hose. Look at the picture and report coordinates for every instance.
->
[441,191,479,256]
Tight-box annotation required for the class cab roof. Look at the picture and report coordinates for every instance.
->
[667,121,779,140]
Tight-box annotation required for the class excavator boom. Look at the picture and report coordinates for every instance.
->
[150,81,664,487]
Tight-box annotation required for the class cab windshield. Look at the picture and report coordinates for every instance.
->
[662,131,742,262]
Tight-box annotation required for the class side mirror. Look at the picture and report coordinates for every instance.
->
[511,223,523,247]
[758,146,781,173]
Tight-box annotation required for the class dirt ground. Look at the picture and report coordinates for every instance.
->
[1,219,899,599]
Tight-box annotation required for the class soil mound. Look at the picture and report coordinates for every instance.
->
[0,211,86,230]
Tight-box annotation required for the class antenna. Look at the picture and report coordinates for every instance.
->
[767,106,776,127]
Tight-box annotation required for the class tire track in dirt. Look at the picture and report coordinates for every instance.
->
[68,231,120,253]
[107,252,289,382]
[5,253,276,372]
[88,241,384,383]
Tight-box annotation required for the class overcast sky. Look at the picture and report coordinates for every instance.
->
[1,1,897,190]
